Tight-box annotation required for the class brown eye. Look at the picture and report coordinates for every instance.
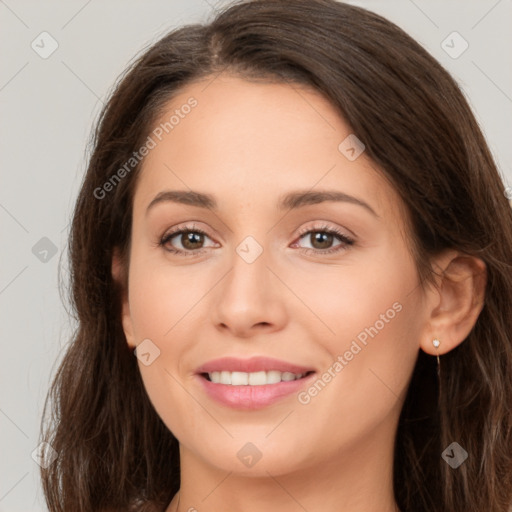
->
[294,226,354,255]
[309,231,335,250]
[159,227,217,256]
[179,231,205,250]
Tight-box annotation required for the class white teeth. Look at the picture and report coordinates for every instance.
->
[231,371,249,385]
[248,371,267,385]
[207,370,305,385]
[266,370,282,384]
[220,371,231,384]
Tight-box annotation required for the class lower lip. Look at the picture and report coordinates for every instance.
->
[197,374,315,410]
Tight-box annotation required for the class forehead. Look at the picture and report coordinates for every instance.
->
[133,74,403,224]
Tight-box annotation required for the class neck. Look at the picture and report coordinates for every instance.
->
[167,417,400,512]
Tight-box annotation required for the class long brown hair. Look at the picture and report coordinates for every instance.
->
[40,1,512,510]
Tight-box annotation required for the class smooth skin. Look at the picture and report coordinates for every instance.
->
[112,74,486,512]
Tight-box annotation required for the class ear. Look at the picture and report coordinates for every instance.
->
[112,247,137,349]
[420,249,487,356]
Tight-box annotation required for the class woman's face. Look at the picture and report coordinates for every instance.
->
[118,74,430,477]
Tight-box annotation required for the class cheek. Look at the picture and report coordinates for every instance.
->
[127,256,211,342]
[290,243,419,348]
[293,243,422,402]
[127,268,200,443]
[286,264,422,456]
[126,256,219,440]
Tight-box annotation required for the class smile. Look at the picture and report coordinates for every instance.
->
[195,357,316,409]
[205,370,309,386]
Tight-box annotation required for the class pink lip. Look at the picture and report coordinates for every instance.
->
[196,356,314,374]
[195,357,316,410]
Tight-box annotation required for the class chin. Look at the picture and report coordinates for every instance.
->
[193,438,314,477]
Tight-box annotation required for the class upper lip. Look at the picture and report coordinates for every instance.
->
[196,356,315,375]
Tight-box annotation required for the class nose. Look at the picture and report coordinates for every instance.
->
[212,245,288,339]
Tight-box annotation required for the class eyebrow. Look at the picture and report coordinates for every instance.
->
[145,189,378,217]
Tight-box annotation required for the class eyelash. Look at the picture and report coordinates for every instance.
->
[158,223,354,257]
[295,224,354,255]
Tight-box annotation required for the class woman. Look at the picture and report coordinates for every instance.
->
[40,0,512,511]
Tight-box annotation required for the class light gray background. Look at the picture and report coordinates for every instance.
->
[1,1,511,510]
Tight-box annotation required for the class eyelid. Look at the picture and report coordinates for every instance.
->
[291,223,355,253]
[295,220,356,241]
[295,222,352,239]
[160,223,209,241]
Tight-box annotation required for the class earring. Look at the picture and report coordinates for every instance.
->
[432,338,441,377]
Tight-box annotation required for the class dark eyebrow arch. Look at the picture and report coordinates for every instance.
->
[146,189,378,217]
[278,190,378,217]
[146,190,216,215]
